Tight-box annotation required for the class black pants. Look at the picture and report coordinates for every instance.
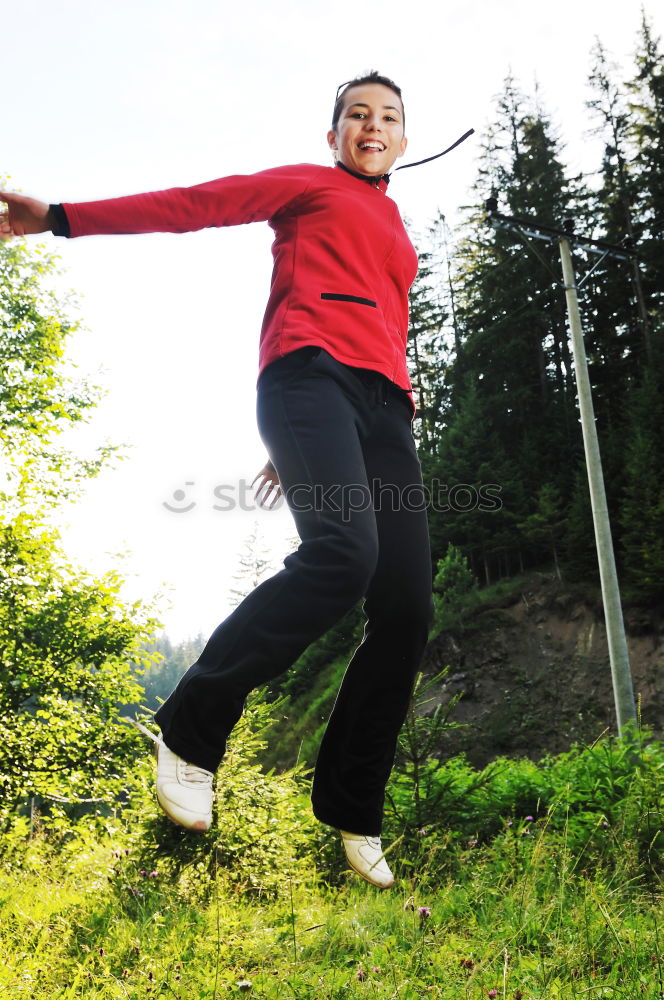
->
[155,347,433,836]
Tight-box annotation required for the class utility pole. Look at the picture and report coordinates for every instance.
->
[485,202,637,733]
[558,234,636,731]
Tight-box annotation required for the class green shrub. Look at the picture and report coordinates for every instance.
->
[386,681,663,878]
[114,692,319,900]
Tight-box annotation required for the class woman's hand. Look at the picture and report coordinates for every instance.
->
[0,192,53,240]
[252,459,282,509]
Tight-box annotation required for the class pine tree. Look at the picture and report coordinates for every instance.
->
[127,633,206,713]
[627,12,664,358]
[562,468,599,584]
[431,542,478,635]
[229,521,275,607]
[619,370,664,601]
[406,233,448,456]
[432,77,584,581]
[518,483,566,580]
[585,37,647,431]
[425,376,519,584]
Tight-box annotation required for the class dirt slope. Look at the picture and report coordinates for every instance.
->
[423,574,663,767]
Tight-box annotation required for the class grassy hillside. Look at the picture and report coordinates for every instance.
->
[1,697,662,999]
[3,825,661,999]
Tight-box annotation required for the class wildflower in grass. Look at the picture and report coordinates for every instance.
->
[488,990,499,998]
[418,828,427,835]
[149,871,158,878]
[356,964,367,981]
[506,820,513,827]
[418,906,431,923]
[403,896,415,911]
[460,958,475,970]
[524,816,533,822]
[373,966,381,974]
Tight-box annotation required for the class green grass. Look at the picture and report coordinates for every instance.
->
[1,805,661,999]
[2,700,662,999]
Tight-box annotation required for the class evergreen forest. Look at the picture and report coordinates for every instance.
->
[405,20,663,599]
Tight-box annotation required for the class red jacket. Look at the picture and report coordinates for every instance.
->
[62,163,419,398]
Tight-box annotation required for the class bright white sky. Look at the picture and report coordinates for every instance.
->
[3,0,659,643]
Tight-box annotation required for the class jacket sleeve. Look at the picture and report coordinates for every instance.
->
[60,164,324,238]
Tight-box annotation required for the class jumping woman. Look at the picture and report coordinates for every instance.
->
[1,71,464,888]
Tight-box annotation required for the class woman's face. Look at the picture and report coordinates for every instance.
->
[327,83,407,177]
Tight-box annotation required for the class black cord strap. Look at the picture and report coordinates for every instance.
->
[395,128,475,171]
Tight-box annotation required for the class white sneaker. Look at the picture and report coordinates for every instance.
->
[122,718,214,832]
[154,741,214,832]
[340,831,395,889]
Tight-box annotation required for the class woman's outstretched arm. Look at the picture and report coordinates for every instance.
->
[1,165,322,242]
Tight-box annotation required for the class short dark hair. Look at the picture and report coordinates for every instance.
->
[331,70,404,131]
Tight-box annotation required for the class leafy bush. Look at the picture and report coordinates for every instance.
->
[386,676,663,876]
[0,228,159,835]
[115,692,319,900]
[0,519,158,833]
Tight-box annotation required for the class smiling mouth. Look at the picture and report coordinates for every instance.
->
[358,142,386,152]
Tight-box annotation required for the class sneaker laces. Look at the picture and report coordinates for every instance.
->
[121,718,213,784]
[120,716,160,745]
[179,761,213,787]
[342,833,386,859]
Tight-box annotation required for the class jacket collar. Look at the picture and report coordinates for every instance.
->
[335,161,390,191]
